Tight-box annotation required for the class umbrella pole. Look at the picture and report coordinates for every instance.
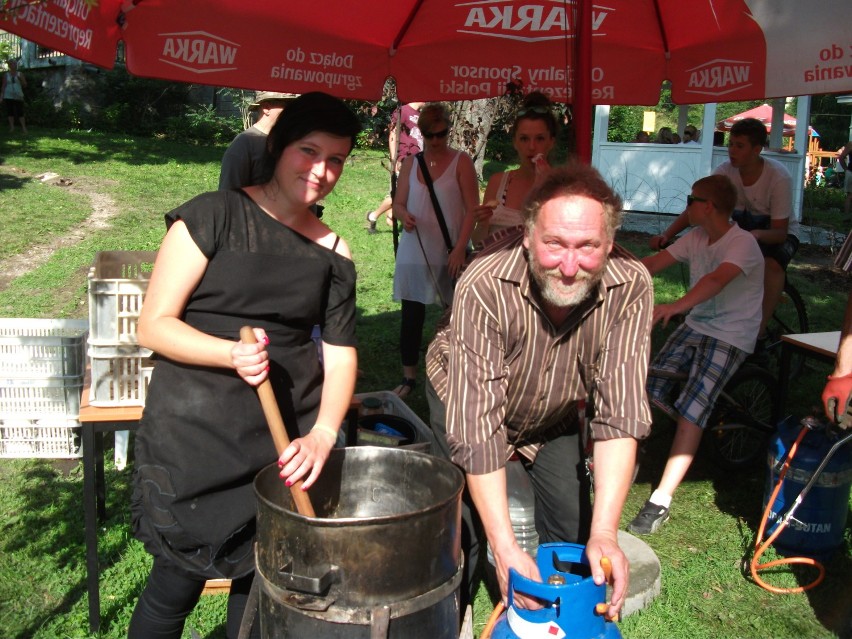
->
[574,0,593,163]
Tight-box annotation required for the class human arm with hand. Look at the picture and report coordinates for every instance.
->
[138,220,270,385]
[447,152,481,277]
[586,436,638,619]
[468,469,542,609]
[822,292,852,426]
[278,341,357,488]
[648,210,690,250]
[586,260,653,620]
[471,172,501,245]
[392,155,417,231]
[651,261,745,328]
[531,152,551,186]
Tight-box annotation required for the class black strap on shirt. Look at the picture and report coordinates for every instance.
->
[415,152,453,253]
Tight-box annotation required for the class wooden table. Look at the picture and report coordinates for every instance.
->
[79,384,142,633]
[776,331,841,423]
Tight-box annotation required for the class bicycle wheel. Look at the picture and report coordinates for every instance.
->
[764,279,808,379]
[704,365,778,470]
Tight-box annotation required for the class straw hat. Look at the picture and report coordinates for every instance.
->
[250,91,299,109]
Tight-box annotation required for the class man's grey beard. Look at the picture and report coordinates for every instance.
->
[529,254,604,308]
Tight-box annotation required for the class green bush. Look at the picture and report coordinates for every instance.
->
[348,98,398,151]
[803,183,845,210]
[98,69,193,137]
[165,105,240,145]
[24,94,78,129]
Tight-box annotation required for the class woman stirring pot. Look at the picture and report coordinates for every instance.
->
[128,92,361,639]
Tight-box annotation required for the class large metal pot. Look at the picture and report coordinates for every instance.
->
[254,446,464,638]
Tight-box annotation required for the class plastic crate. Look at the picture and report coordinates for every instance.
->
[0,417,81,458]
[0,376,82,418]
[0,318,88,378]
[87,251,157,345]
[88,344,154,407]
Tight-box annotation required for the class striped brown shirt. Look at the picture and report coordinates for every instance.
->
[426,230,653,475]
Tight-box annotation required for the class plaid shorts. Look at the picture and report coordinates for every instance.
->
[647,323,747,429]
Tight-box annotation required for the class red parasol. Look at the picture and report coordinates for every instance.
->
[717,103,818,138]
[2,0,850,160]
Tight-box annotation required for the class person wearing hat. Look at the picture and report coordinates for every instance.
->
[218,91,297,190]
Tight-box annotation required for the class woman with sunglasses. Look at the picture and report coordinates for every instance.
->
[472,92,557,244]
[391,102,479,398]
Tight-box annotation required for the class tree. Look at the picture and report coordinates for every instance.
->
[447,100,498,179]
[808,94,852,151]
[447,87,526,179]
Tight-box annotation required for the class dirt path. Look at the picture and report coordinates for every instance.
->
[0,168,120,291]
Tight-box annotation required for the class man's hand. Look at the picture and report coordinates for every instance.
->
[822,373,852,427]
[493,544,542,610]
[585,531,629,620]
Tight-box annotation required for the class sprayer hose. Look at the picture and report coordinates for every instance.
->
[751,425,825,594]
[479,601,506,639]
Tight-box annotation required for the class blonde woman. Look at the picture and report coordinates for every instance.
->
[391,103,479,398]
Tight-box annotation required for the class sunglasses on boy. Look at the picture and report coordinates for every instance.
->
[686,195,709,206]
[423,128,449,140]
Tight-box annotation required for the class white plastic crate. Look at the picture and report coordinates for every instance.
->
[0,318,88,378]
[88,343,154,407]
[0,376,82,418]
[0,417,81,458]
[87,251,157,345]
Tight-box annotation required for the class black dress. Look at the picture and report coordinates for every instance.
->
[131,190,356,579]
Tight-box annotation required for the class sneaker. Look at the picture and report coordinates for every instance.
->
[627,500,670,535]
[365,211,377,234]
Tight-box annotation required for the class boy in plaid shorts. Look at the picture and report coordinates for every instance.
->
[628,175,764,534]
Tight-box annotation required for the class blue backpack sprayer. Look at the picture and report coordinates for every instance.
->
[752,406,852,593]
[482,543,622,639]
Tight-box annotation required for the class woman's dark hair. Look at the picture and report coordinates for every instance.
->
[262,92,361,180]
[512,91,558,139]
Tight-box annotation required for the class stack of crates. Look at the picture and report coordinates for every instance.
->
[0,319,89,458]
[87,251,157,406]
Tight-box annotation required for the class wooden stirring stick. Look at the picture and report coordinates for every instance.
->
[240,326,316,518]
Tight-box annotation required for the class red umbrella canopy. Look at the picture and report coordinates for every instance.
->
[2,0,850,105]
[716,103,818,137]
[661,0,851,104]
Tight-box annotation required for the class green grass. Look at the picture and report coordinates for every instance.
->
[0,129,849,638]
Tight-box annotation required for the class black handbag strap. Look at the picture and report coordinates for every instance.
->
[415,152,453,253]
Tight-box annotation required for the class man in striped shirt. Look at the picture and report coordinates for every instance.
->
[425,164,653,619]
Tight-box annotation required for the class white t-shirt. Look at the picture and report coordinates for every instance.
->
[713,156,797,236]
[667,224,765,353]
